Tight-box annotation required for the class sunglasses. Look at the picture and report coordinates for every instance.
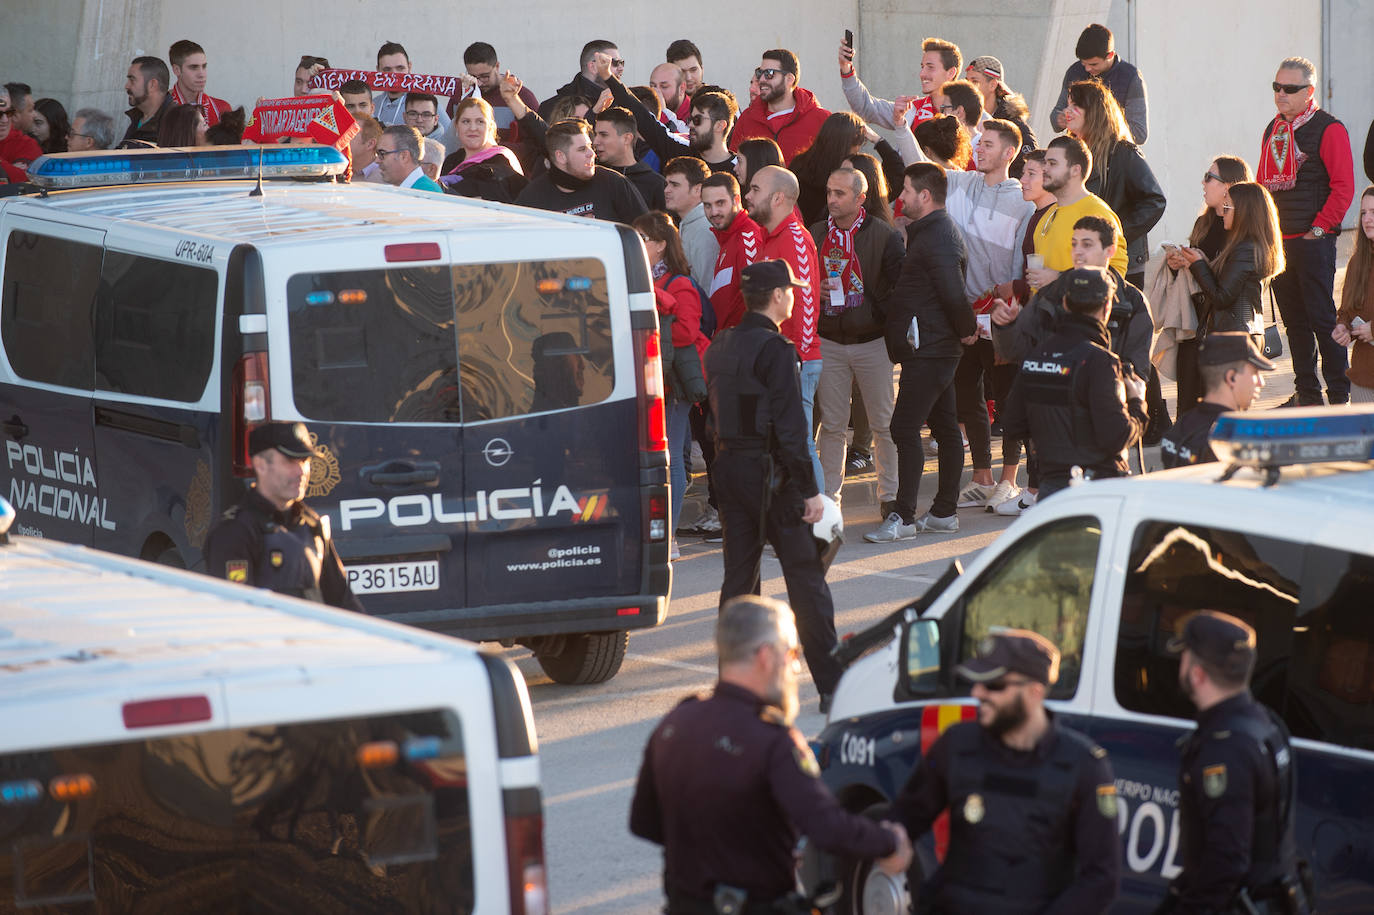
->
[980,676,1034,692]
[0,109,16,120]
[611,58,626,68]
[1272,81,1310,95]
[374,148,402,159]
[755,68,786,80]
[1203,171,1223,184]
[689,114,713,127]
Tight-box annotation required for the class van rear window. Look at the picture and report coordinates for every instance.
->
[287,259,614,423]
[0,709,475,911]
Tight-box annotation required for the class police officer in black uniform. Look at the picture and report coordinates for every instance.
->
[629,595,912,914]
[1160,334,1274,469]
[893,630,1121,914]
[1161,611,1310,914]
[1001,266,1148,500]
[204,421,362,611]
[705,259,843,708]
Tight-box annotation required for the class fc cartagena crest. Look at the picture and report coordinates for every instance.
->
[306,433,341,497]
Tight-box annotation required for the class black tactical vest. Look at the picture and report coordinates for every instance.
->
[705,323,785,447]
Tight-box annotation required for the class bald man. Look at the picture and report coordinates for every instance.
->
[649,62,687,131]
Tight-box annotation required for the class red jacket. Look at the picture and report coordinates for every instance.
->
[729,87,830,164]
[0,130,41,183]
[760,212,821,361]
[709,210,763,331]
[654,272,709,364]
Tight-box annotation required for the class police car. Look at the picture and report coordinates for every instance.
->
[0,146,670,684]
[0,495,547,912]
[809,408,1374,913]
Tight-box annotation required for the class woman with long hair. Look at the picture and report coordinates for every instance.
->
[439,97,527,203]
[157,104,208,147]
[734,137,783,195]
[1181,181,1285,344]
[1333,187,1374,402]
[634,211,710,559]
[841,151,894,224]
[1166,155,1253,411]
[32,98,70,154]
[790,111,866,223]
[963,57,1036,177]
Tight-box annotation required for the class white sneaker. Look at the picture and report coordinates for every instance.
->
[863,512,919,542]
[695,505,722,534]
[669,539,681,561]
[956,482,995,509]
[915,511,959,533]
[984,480,1021,512]
[994,490,1037,516]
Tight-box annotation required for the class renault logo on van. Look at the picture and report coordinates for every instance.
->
[483,438,513,467]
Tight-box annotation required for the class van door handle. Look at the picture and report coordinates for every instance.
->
[2,416,28,440]
[363,461,441,487]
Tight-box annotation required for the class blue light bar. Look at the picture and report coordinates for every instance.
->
[565,277,592,291]
[27,146,349,189]
[403,736,442,761]
[1211,406,1374,469]
[0,779,43,806]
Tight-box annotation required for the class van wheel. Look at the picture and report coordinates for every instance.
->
[535,631,629,684]
[835,803,920,915]
[152,547,186,569]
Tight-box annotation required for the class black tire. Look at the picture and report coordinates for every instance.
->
[834,803,921,915]
[535,631,629,684]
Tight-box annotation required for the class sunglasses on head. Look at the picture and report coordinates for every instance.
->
[755,67,785,80]
[1272,81,1310,95]
[980,675,1034,692]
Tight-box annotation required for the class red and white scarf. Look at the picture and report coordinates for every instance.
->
[1259,98,1318,193]
[822,209,866,315]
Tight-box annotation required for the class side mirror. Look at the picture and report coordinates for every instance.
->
[905,618,941,695]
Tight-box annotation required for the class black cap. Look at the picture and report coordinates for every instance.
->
[1062,266,1112,307]
[1168,610,1256,676]
[1198,332,1275,371]
[740,259,807,296]
[957,629,1061,686]
[248,421,321,459]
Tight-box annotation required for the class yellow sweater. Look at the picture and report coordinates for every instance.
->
[1033,193,1129,276]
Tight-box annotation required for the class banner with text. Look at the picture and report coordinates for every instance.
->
[243,96,359,150]
[309,68,475,99]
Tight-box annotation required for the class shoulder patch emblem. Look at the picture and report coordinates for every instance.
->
[225,560,247,583]
[1203,764,1227,798]
[963,793,985,824]
[1096,784,1118,819]
[269,549,284,568]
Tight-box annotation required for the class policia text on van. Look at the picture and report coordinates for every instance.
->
[0,146,672,683]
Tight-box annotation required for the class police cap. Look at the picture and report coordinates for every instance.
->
[740,259,808,296]
[957,629,1061,686]
[1062,266,1112,308]
[1198,332,1275,371]
[248,421,321,459]
[1168,610,1256,676]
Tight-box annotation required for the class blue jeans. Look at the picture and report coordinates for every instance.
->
[799,359,824,494]
[667,399,692,533]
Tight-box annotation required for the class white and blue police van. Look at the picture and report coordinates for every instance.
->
[0,495,547,912]
[0,146,671,684]
[808,408,1374,913]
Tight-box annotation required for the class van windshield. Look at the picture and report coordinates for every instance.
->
[0,710,474,912]
[287,259,615,423]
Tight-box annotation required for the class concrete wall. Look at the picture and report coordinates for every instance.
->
[3,1,1363,240]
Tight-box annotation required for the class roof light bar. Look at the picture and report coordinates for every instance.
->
[1211,406,1374,480]
[27,146,348,189]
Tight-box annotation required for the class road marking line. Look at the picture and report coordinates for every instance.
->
[626,652,717,674]
[546,776,636,806]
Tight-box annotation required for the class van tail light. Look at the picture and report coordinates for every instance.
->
[232,352,270,476]
[646,492,667,543]
[504,788,548,915]
[633,327,667,454]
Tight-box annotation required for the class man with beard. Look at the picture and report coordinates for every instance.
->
[599,53,738,175]
[515,119,647,222]
[630,595,912,913]
[1163,612,1308,914]
[702,172,761,332]
[732,49,830,165]
[893,630,1120,914]
[649,62,689,133]
[120,56,174,146]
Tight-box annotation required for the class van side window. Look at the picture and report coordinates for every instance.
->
[1115,521,1299,723]
[959,516,1101,699]
[94,252,218,401]
[453,258,613,422]
[2,231,101,389]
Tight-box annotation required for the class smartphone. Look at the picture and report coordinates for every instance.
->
[844,29,854,48]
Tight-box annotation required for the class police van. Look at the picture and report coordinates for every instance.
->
[0,495,547,912]
[808,408,1374,913]
[0,146,670,684]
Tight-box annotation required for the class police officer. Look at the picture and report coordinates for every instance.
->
[1001,265,1148,500]
[629,595,912,914]
[1162,611,1309,914]
[892,630,1120,914]
[705,259,843,709]
[1160,334,1274,469]
[204,421,362,611]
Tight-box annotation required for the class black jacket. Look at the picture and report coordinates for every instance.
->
[608,160,666,212]
[538,72,604,121]
[439,151,528,204]
[1188,239,1264,336]
[514,165,648,224]
[886,208,973,361]
[1085,141,1166,276]
[120,95,175,147]
[809,215,905,345]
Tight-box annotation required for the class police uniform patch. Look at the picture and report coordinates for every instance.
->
[270,550,284,569]
[1202,764,1227,798]
[225,560,247,583]
[963,793,985,824]
[790,730,820,778]
[1096,784,1118,818]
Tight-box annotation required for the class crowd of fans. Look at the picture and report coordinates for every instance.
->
[3,25,1374,550]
